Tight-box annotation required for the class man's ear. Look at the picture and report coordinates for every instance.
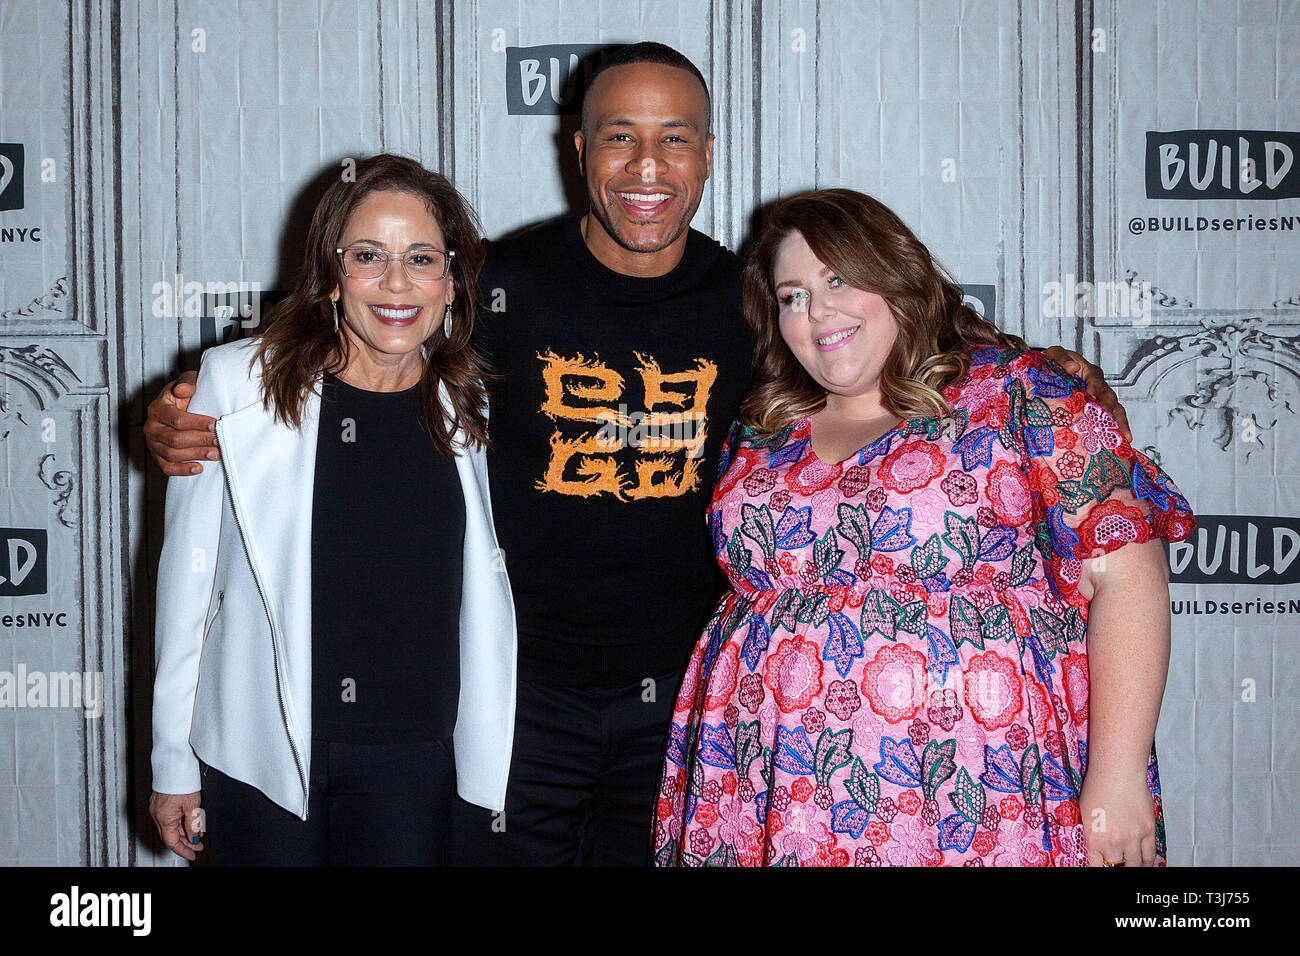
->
[573,129,587,177]
[704,132,715,180]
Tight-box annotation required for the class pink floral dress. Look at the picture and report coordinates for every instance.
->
[653,347,1195,866]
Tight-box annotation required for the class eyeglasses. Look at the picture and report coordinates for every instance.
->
[335,245,455,281]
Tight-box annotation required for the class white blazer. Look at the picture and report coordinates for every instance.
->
[151,338,517,817]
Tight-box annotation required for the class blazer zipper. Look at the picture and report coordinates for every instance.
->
[215,419,309,815]
[202,589,225,643]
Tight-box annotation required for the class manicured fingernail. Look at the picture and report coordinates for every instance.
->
[207,450,220,460]
[191,834,201,845]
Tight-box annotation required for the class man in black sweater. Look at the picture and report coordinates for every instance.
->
[145,42,1122,866]
[451,46,754,865]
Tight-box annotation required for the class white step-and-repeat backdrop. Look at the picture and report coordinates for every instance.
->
[0,0,1295,865]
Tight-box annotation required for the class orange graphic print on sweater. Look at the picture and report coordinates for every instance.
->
[536,350,717,500]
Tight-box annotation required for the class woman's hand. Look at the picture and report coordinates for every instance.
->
[1079,770,1158,866]
[149,790,205,861]
[144,370,220,476]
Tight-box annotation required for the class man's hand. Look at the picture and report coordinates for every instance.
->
[144,371,220,476]
[148,790,205,861]
[1043,346,1131,441]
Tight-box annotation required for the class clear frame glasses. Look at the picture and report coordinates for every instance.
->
[335,245,455,281]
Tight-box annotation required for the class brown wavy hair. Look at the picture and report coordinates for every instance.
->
[249,153,490,453]
[741,188,1027,436]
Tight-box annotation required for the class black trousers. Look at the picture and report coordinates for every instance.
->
[447,669,681,866]
[199,737,454,866]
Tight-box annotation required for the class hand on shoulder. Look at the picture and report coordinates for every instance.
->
[144,338,261,476]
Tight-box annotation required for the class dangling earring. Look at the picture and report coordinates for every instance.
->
[331,299,340,334]
[443,303,453,338]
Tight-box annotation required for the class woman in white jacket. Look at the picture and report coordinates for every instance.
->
[149,155,516,865]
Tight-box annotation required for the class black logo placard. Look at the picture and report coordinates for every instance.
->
[0,528,47,596]
[199,289,287,350]
[1145,130,1299,200]
[961,284,997,322]
[0,143,24,212]
[1167,515,1300,586]
[505,44,609,115]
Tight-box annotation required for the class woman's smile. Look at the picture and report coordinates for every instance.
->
[368,303,424,325]
[814,325,859,350]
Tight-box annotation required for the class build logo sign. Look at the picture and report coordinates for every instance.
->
[536,350,717,500]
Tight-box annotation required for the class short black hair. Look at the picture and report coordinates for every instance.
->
[581,42,712,135]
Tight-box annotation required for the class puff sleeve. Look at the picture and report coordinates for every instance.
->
[1010,350,1196,612]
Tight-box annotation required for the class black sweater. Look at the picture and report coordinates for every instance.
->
[475,213,754,686]
[310,372,465,742]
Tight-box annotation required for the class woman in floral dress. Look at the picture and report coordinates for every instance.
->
[653,189,1195,867]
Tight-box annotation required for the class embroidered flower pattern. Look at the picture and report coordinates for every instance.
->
[655,347,1194,867]
[764,637,824,713]
[878,441,946,494]
[1071,402,1124,455]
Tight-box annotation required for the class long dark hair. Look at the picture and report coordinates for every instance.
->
[250,153,490,453]
[741,188,1026,436]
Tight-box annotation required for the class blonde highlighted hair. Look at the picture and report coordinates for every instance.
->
[741,188,1026,436]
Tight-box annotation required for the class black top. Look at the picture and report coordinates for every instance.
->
[475,212,754,686]
[310,371,465,743]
